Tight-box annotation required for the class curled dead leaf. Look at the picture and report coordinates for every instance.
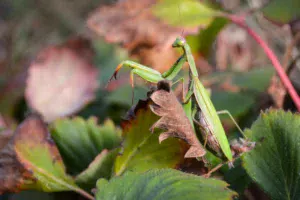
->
[149,80,206,158]
[87,0,197,72]
[25,37,99,122]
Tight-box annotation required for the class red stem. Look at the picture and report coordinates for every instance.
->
[226,15,300,111]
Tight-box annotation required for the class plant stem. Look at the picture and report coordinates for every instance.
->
[74,188,94,200]
[224,14,300,111]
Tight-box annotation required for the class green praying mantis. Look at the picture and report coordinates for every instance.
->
[108,36,254,169]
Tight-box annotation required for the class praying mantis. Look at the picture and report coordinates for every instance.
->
[108,36,253,168]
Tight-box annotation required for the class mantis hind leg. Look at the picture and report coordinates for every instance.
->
[203,159,235,178]
[107,60,164,104]
[216,110,245,137]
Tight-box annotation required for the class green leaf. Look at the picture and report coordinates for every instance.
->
[50,117,121,175]
[114,100,186,176]
[96,169,237,200]
[187,17,228,57]
[242,110,300,200]
[9,191,55,200]
[13,115,92,199]
[232,67,275,92]
[262,0,300,24]
[224,159,252,195]
[208,67,274,119]
[75,149,119,190]
[152,0,218,28]
[212,91,255,119]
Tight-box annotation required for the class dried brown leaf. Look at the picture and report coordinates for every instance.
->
[87,0,196,72]
[25,37,99,122]
[0,134,34,194]
[0,113,29,193]
[3,115,86,195]
[0,130,13,151]
[149,81,206,158]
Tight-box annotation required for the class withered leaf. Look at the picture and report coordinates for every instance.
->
[0,130,13,151]
[0,115,93,198]
[0,116,32,194]
[149,80,206,158]
[87,0,197,72]
[0,138,33,194]
[13,115,79,192]
[25,37,99,122]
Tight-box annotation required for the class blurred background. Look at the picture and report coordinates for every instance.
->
[0,0,299,199]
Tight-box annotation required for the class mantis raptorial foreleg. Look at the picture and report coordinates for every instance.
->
[108,55,187,91]
[108,60,163,84]
[108,56,186,104]
[204,159,235,178]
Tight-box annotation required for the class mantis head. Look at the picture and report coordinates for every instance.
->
[172,37,186,48]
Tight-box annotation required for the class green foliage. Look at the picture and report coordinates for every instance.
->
[210,67,274,119]
[232,68,275,92]
[153,0,218,27]
[50,117,121,175]
[212,91,255,119]
[114,101,186,176]
[75,149,119,190]
[224,159,252,195]
[96,169,237,200]
[187,17,228,57]
[262,0,300,24]
[242,110,300,200]
[14,116,82,193]
[2,0,300,199]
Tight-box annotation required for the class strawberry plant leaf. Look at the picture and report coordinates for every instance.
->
[186,17,228,57]
[96,169,237,200]
[114,99,186,176]
[153,0,218,28]
[50,117,121,175]
[232,67,275,92]
[75,149,119,190]
[242,110,300,200]
[0,138,29,194]
[262,0,300,24]
[212,91,255,119]
[13,115,92,199]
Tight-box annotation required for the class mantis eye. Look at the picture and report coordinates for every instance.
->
[172,37,186,47]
